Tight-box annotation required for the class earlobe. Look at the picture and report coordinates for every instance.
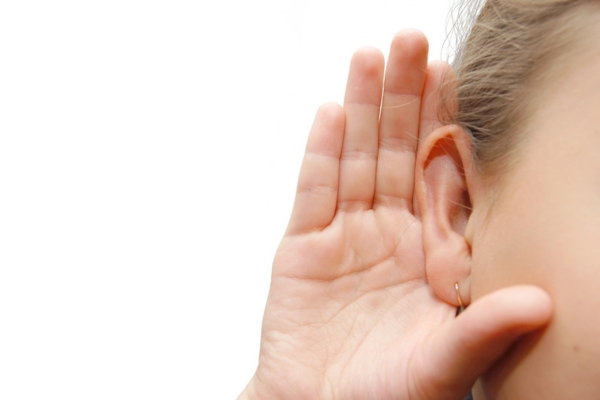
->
[415,125,476,307]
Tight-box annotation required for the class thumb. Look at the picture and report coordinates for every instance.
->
[408,285,552,400]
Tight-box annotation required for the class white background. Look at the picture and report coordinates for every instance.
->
[0,1,453,398]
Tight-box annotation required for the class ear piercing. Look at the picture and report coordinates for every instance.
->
[455,282,465,312]
[454,282,464,308]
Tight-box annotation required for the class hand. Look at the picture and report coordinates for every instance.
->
[240,30,552,400]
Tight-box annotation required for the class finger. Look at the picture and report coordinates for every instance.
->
[374,30,428,210]
[286,102,345,236]
[409,286,553,400]
[419,60,456,144]
[337,47,384,212]
[412,61,456,217]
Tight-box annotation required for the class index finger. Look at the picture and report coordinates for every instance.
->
[412,61,456,217]
[419,60,456,145]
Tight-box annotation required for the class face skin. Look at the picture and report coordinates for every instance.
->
[467,28,600,399]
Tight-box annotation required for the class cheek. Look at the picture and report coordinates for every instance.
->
[471,188,600,318]
[469,206,539,299]
[469,195,600,398]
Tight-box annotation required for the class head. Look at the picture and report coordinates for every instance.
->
[416,0,600,398]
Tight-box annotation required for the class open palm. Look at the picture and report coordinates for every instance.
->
[241,31,552,400]
[259,31,455,398]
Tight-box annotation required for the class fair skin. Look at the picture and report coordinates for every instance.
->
[239,30,552,400]
[416,21,600,399]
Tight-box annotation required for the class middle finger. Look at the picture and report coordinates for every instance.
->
[374,30,429,211]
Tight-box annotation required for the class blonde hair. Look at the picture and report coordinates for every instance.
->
[445,0,600,177]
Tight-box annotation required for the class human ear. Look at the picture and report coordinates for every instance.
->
[415,125,476,307]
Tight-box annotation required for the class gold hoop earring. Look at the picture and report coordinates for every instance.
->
[455,282,465,313]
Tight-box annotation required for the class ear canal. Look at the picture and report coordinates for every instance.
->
[416,125,475,306]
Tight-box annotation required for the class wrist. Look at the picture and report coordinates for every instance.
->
[239,368,322,400]
[237,374,277,400]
